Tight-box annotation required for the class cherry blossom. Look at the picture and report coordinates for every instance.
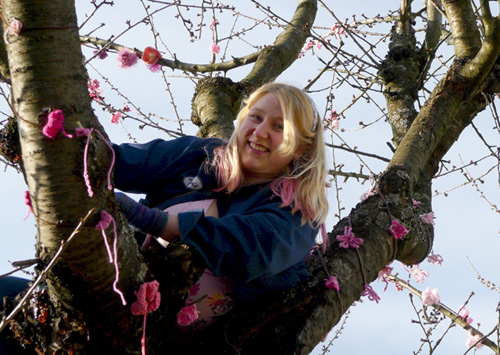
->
[466,330,484,349]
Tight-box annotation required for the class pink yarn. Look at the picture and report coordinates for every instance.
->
[389,220,409,240]
[23,190,33,221]
[117,47,138,69]
[42,110,73,139]
[95,210,126,305]
[324,275,339,291]
[76,127,115,197]
[131,280,161,315]
[9,19,23,36]
[131,280,161,355]
[176,304,198,326]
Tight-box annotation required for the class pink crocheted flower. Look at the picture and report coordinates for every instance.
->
[176,304,199,326]
[421,287,439,306]
[389,220,409,240]
[324,275,339,291]
[419,212,435,226]
[336,226,363,249]
[408,265,429,283]
[131,281,161,315]
[427,251,443,266]
[361,284,380,303]
[117,47,138,69]
[9,19,23,36]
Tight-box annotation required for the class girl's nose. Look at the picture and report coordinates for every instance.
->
[254,122,269,139]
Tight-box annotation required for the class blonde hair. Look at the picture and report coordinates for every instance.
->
[212,82,328,227]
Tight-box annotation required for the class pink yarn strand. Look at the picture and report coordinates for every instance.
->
[141,314,147,355]
[76,127,114,196]
[92,129,115,190]
[95,210,127,305]
[82,128,94,197]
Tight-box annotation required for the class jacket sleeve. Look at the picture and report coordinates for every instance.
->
[178,199,317,284]
[113,136,220,194]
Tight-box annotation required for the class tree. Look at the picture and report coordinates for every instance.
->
[0,0,499,354]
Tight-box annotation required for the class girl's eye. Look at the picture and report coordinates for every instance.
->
[250,114,262,122]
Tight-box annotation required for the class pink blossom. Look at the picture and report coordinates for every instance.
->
[361,284,380,303]
[412,199,422,208]
[315,40,322,50]
[427,250,443,266]
[421,287,439,306]
[131,280,161,315]
[466,330,484,349]
[147,63,161,73]
[117,47,138,69]
[176,304,199,326]
[325,111,340,129]
[111,111,122,124]
[210,20,218,29]
[459,306,473,325]
[419,212,435,226]
[409,265,429,283]
[324,275,339,291]
[93,49,108,59]
[210,43,220,54]
[389,220,409,240]
[88,79,104,103]
[336,226,363,249]
[123,104,130,112]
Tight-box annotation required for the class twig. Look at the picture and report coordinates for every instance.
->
[0,209,95,333]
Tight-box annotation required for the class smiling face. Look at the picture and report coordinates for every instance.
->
[236,93,295,183]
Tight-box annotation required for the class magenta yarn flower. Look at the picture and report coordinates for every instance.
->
[336,226,363,249]
[389,220,409,240]
[421,287,439,306]
[419,212,435,226]
[176,304,198,326]
[42,110,73,139]
[131,281,161,315]
[427,251,444,266]
[324,276,339,291]
[361,284,380,303]
[408,265,429,284]
[117,47,138,69]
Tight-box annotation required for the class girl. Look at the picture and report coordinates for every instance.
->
[114,82,328,327]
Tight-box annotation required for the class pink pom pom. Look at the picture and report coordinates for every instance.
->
[42,110,73,139]
[117,47,138,69]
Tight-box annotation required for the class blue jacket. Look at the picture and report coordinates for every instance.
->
[113,136,318,301]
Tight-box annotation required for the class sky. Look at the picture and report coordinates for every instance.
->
[1,1,499,354]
